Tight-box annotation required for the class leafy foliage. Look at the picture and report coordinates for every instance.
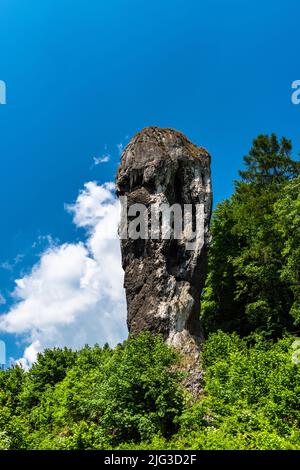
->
[1,133,300,450]
[201,135,300,336]
[119,332,300,450]
[1,331,300,450]
[239,134,299,185]
[0,333,184,449]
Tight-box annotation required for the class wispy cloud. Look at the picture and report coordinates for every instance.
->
[0,293,6,306]
[0,254,24,272]
[31,235,57,250]
[93,155,110,166]
[0,261,13,271]
[91,138,127,169]
[117,143,124,156]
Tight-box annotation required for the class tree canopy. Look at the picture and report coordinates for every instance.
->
[201,134,300,337]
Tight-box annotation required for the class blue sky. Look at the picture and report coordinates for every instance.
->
[0,0,300,364]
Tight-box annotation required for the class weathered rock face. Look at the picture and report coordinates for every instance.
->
[116,127,212,360]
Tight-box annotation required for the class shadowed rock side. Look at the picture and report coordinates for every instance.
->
[116,127,212,395]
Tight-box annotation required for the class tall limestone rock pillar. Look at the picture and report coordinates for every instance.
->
[116,127,212,394]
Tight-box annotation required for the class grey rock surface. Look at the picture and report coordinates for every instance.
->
[116,127,212,393]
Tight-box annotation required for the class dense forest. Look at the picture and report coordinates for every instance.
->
[1,134,300,450]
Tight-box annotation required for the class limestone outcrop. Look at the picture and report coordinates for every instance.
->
[116,126,212,393]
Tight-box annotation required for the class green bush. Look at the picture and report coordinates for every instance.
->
[2,331,300,450]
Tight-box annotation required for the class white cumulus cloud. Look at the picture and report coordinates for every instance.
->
[0,182,127,369]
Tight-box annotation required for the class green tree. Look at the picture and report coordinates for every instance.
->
[201,134,300,336]
[0,366,29,449]
[20,347,77,408]
[79,333,184,445]
[274,176,300,325]
[239,134,299,185]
